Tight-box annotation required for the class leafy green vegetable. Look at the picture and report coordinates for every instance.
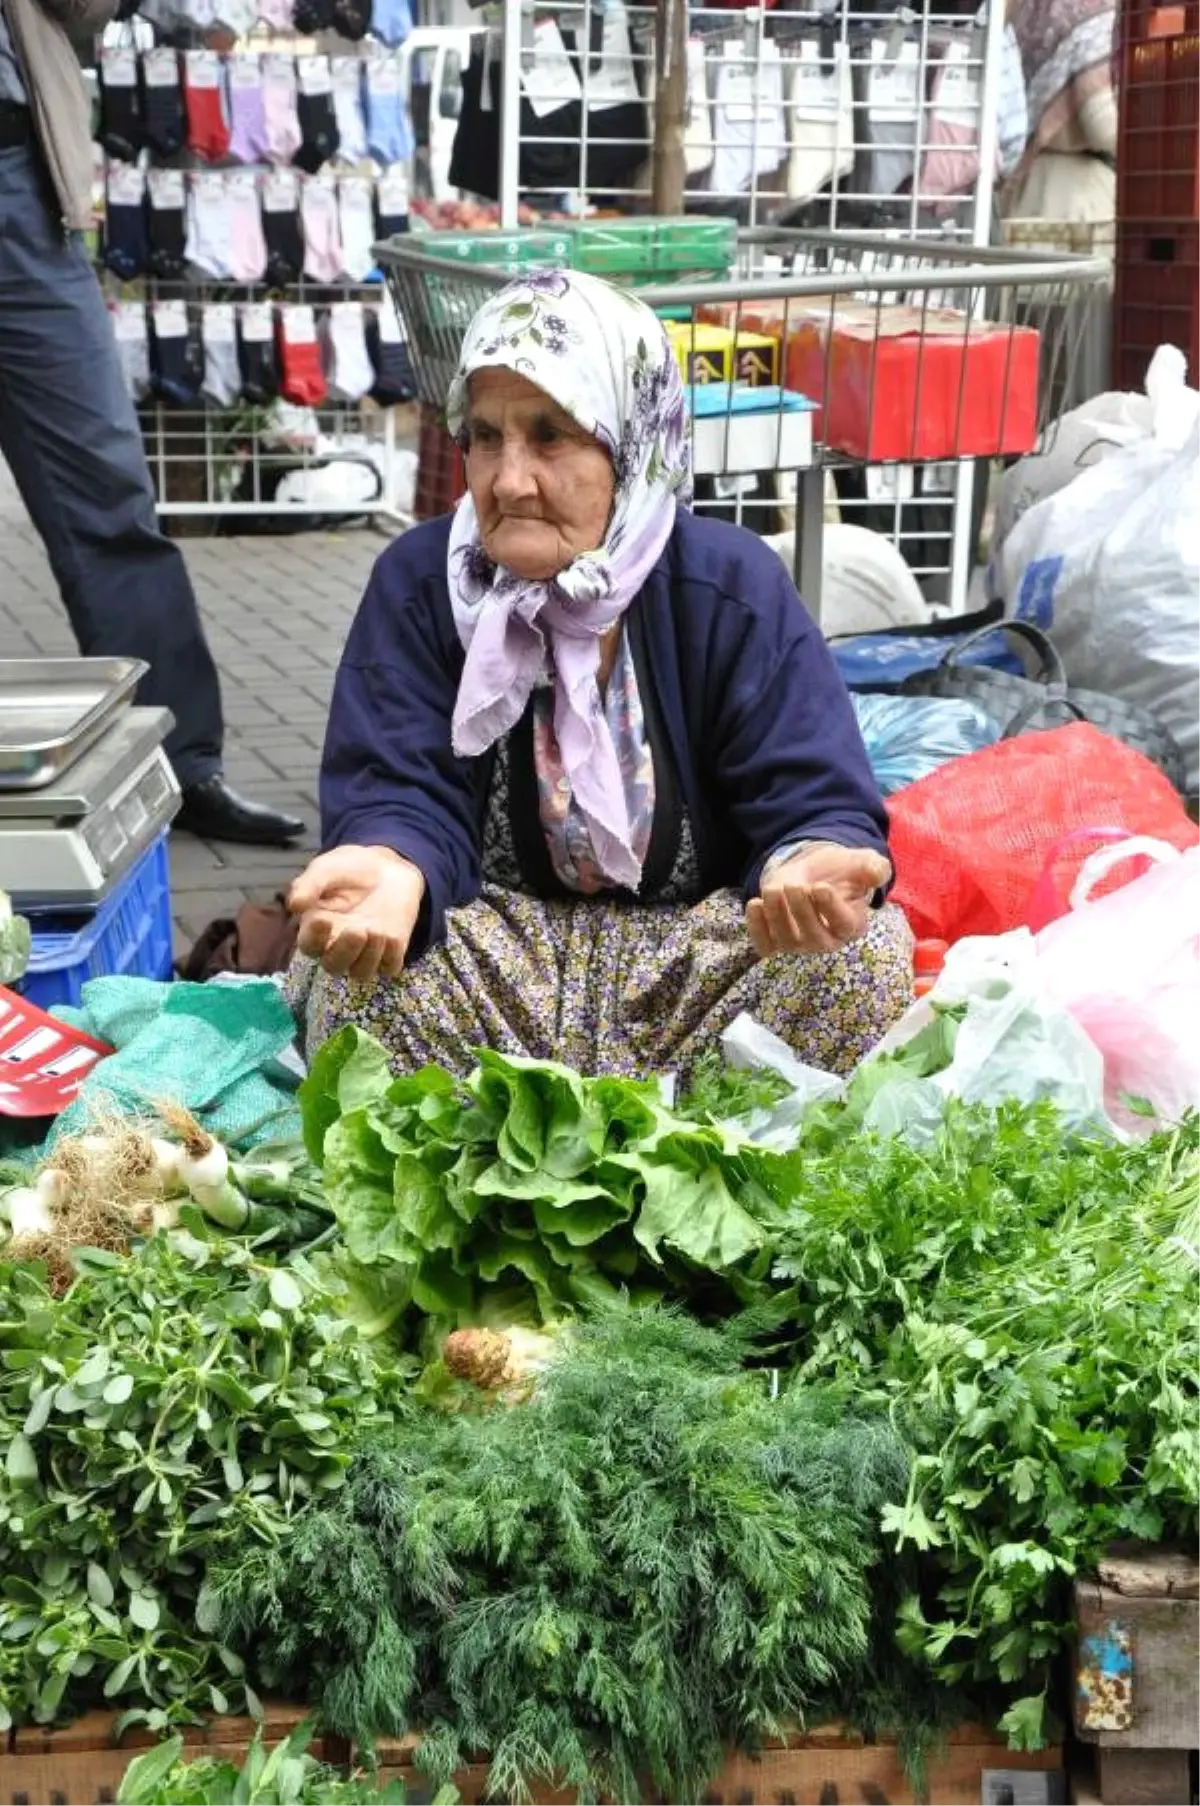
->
[0,1234,412,1732]
[0,890,30,987]
[771,1101,1199,1743]
[673,1049,792,1124]
[116,1721,420,1804]
[211,1308,916,1805]
[302,1038,802,1329]
[299,1027,394,1166]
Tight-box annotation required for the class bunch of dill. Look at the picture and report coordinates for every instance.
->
[211,1309,912,1804]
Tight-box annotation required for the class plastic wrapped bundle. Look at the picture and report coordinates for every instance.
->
[852,692,1001,796]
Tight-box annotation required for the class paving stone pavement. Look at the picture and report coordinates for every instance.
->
[0,477,390,960]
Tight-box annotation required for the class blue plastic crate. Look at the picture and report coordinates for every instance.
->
[21,834,174,1012]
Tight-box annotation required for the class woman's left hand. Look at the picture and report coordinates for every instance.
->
[747,844,893,957]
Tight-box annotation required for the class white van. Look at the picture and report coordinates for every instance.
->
[398,26,482,203]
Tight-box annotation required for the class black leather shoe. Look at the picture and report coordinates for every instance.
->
[176,776,306,847]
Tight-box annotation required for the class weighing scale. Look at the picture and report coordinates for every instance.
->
[0,660,179,911]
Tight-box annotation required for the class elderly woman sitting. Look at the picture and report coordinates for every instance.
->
[287,270,912,1080]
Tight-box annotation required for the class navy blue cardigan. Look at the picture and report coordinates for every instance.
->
[321,510,890,961]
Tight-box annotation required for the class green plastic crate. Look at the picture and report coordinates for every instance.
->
[418,229,574,271]
[567,219,657,275]
[651,216,737,273]
[568,217,736,283]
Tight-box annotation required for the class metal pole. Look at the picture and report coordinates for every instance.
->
[499,0,522,229]
[947,0,1005,612]
[651,0,687,216]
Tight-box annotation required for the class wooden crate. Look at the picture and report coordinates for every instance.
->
[369,1722,1064,1806]
[0,1701,323,1806]
[1074,1543,1200,1806]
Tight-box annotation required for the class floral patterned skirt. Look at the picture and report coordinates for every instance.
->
[287,886,913,1084]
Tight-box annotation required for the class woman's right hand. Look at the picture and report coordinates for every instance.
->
[287,846,426,983]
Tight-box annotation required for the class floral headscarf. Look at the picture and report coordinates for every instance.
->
[444,268,692,892]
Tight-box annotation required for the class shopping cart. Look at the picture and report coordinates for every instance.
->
[375,228,1109,617]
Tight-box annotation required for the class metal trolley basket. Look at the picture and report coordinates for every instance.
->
[376,229,1109,619]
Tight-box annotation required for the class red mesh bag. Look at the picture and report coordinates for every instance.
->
[887,723,1199,944]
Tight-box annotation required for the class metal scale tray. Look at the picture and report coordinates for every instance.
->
[0,708,179,909]
[0,657,147,790]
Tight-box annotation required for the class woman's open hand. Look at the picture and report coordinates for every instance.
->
[287,846,426,983]
[747,843,892,958]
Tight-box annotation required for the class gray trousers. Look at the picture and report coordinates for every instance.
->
[0,141,222,785]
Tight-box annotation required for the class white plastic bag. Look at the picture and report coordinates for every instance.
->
[721,927,1113,1146]
[719,1013,844,1149]
[989,387,1153,559]
[1036,841,1200,1133]
[765,522,930,638]
[871,930,1111,1133]
[996,346,1200,791]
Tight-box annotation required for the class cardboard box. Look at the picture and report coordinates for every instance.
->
[668,322,735,385]
[731,331,781,387]
[688,385,815,475]
[668,325,782,389]
[784,303,1042,462]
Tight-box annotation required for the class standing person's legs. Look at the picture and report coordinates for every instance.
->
[0,143,303,844]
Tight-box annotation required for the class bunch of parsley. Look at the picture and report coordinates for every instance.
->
[771,1102,1199,1746]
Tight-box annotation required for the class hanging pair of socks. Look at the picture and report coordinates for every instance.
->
[277,304,327,407]
[150,299,204,406]
[321,301,373,401]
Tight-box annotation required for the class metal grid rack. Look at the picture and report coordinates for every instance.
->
[483,0,1004,241]
[378,227,1109,618]
[100,267,412,522]
[92,13,417,525]
[135,395,407,518]
[443,0,1042,607]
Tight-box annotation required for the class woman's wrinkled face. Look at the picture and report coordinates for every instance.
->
[464,368,616,581]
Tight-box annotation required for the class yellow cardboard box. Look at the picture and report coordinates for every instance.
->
[732,332,780,388]
[667,322,733,385]
[667,323,781,388]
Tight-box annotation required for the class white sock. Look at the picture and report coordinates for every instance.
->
[322,300,373,400]
[185,171,234,279]
[331,57,368,162]
[111,301,150,400]
[202,303,240,405]
[215,0,256,32]
[300,175,343,283]
[337,174,374,280]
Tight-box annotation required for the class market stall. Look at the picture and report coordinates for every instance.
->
[1,756,1198,1801]
[2,1,1199,1782]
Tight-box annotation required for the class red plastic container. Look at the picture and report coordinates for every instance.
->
[414,403,467,521]
[1119,33,1199,218]
[912,938,949,999]
[0,988,113,1119]
[1112,217,1199,390]
[784,304,1041,464]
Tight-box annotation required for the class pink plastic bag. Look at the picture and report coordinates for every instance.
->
[1023,826,1159,933]
[1036,841,1200,1133]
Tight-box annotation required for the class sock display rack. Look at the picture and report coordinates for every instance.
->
[93,4,424,522]
[439,0,1093,610]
